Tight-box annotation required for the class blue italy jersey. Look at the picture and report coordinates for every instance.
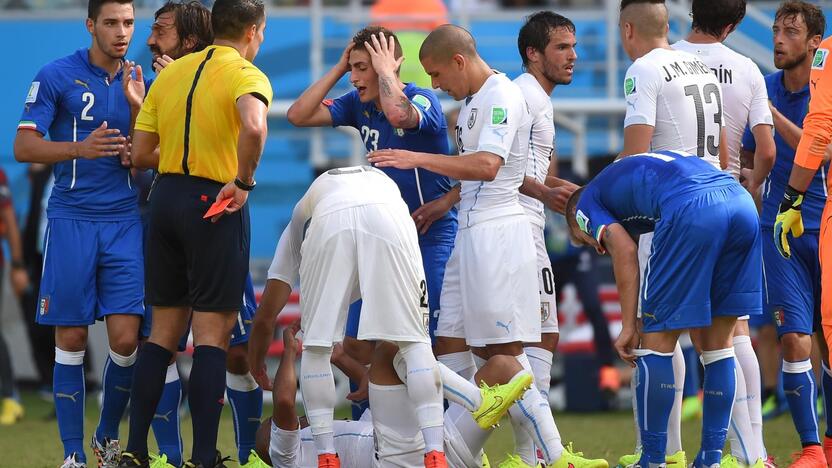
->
[741,71,827,231]
[575,151,736,241]
[325,84,456,244]
[18,49,145,221]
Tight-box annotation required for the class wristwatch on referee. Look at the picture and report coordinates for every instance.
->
[234,177,256,191]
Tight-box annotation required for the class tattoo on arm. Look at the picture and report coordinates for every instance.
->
[379,76,393,97]
[396,96,416,121]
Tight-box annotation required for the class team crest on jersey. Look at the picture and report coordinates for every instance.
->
[624,77,637,96]
[394,128,404,137]
[491,106,507,125]
[39,295,49,315]
[773,308,784,327]
[25,82,40,104]
[813,49,829,70]
[412,94,431,110]
[540,302,551,323]
[468,108,478,129]
[575,209,591,236]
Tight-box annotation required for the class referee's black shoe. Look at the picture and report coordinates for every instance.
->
[117,452,149,468]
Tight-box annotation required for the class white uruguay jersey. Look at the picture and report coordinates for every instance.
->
[267,165,404,285]
[454,72,532,227]
[624,47,725,168]
[514,73,554,228]
[672,40,773,178]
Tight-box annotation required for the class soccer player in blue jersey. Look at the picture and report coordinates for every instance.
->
[564,151,762,468]
[740,2,830,463]
[12,0,149,466]
[285,25,457,419]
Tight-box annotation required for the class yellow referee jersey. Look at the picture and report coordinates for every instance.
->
[135,45,273,183]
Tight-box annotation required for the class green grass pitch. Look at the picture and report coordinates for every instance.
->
[0,392,810,467]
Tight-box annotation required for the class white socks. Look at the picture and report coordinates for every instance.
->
[667,342,685,454]
[299,346,336,455]
[508,353,563,464]
[396,342,445,454]
[734,335,765,459]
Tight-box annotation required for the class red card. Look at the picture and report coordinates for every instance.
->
[203,197,232,219]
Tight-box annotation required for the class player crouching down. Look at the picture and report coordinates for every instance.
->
[564,150,762,468]
[248,165,533,468]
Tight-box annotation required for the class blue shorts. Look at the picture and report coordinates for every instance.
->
[761,228,821,336]
[641,187,762,333]
[141,274,256,350]
[346,242,453,343]
[37,218,145,326]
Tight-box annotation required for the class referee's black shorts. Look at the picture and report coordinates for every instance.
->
[146,174,250,312]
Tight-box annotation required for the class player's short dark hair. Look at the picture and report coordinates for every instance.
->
[88,0,132,21]
[517,11,576,68]
[691,0,746,37]
[352,26,403,60]
[155,1,213,53]
[620,0,664,11]
[211,0,265,41]
[775,1,826,39]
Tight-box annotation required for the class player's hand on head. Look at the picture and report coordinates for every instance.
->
[210,181,249,223]
[338,42,355,75]
[152,54,175,74]
[78,121,126,159]
[122,60,145,109]
[614,326,639,366]
[543,186,574,215]
[367,149,420,170]
[364,32,404,77]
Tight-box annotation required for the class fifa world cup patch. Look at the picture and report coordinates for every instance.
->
[540,302,551,323]
[813,49,829,70]
[39,295,50,315]
[624,76,637,96]
[490,106,507,125]
[412,94,431,111]
[25,81,40,104]
[575,209,591,236]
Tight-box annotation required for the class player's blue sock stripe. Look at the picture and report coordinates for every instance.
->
[700,352,736,466]
[151,377,183,466]
[636,353,674,466]
[96,355,134,442]
[55,360,86,462]
[783,362,820,445]
[227,385,263,464]
[729,418,750,465]
[516,398,549,461]
[444,385,475,410]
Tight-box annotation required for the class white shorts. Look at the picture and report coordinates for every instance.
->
[299,204,430,347]
[533,226,559,334]
[436,215,540,347]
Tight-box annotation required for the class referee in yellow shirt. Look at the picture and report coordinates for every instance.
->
[120,0,271,466]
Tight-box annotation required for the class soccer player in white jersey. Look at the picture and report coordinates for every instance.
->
[249,165,447,468]
[673,1,776,467]
[252,325,532,468]
[369,25,576,468]
[499,12,607,468]
[615,1,728,468]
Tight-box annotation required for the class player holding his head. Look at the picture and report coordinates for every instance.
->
[122,3,267,467]
[285,27,458,380]
[13,0,149,466]
[673,1,775,466]
[758,2,832,465]
[368,24,598,468]
[565,151,761,468]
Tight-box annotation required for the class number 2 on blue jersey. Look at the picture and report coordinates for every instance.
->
[361,125,379,151]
